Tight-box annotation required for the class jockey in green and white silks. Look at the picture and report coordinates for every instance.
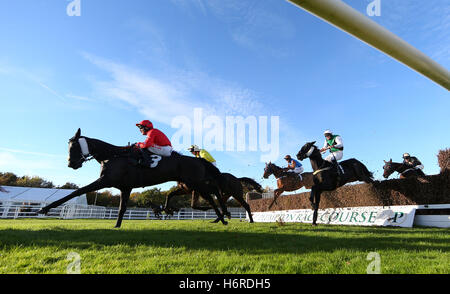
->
[320,130,344,163]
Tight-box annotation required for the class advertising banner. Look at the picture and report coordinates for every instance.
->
[250,206,417,227]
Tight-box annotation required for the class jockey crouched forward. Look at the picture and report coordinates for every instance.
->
[320,130,345,175]
[284,155,304,180]
[188,145,217,167]
[135,120,173,167]
[402,153,424,170]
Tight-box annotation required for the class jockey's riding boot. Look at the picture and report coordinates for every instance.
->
[138,148,152,167]
[332,159,343,176]
[339,164,345,175]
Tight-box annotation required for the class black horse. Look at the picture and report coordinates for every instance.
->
[37,129,229,227]
[163,173,262,223]
[382,159,427,181]
[296,141,374,226]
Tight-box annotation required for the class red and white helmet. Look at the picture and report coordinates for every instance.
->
[136,120,153,130]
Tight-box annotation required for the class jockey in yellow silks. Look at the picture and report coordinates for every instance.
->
[188,145,217,167]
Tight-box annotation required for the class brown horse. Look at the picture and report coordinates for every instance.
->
[263,162,314,209]
[383,159,428,183]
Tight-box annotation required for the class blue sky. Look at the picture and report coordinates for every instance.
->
[0,0,449,193]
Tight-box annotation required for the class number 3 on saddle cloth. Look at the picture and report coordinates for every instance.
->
[137,148,162,168]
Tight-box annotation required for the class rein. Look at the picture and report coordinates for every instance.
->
[399,167,418,177]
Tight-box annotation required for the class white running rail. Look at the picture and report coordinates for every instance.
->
[0,202,247,220]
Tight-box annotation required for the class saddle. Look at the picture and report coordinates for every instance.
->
[135,148,180,168]
[281,171,303,181]
[316,161,345,184]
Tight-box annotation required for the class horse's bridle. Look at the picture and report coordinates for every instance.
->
[70,137,94,167]
[384,161,412,178]
[263,164,272,178]
[305,145,315,157]
[383,162,394,177]
[298,145,315,160]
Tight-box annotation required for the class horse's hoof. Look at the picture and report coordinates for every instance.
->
[36,209,48,215]
[311,223,318,227]
[222,221,228,225]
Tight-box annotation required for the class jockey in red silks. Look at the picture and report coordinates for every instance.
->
[135,120,173,157]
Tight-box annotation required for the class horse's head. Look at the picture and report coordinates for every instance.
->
[68,128,89,170]
[297,141,316,161]
[382,159,394,178]
[263,162,273,179]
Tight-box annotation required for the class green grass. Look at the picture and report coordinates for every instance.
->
[0,219,448,274]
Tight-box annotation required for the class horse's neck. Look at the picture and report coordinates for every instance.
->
[309,149,325,171]
[393,162,408,172]
[86,137,124,161]
[271,164,285,178]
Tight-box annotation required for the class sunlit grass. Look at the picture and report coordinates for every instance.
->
[0,219,448,274]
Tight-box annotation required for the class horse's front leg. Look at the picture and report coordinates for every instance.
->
[312,189,322,226]
[268,189,282,209]
[37,177,109,215]
[309,186,316,210]
[200,192,227,225]
[214,188,231,220]
[115,188,131,228]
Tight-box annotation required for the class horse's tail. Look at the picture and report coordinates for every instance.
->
[359,161,375,181]
[239,177,263,193]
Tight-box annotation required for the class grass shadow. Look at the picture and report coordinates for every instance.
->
[0,225,448,255]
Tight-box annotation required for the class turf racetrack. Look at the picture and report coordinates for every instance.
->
[0,219,448,274]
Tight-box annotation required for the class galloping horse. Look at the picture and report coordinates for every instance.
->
[37,129,229,227]
[163,173,262,223]
[296,142,374,226]
[383,159,427,182]
[263,162,314,209]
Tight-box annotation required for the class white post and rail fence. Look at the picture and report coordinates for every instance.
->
[0,202,247,221]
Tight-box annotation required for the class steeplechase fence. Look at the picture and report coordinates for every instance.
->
[246,172,450,228]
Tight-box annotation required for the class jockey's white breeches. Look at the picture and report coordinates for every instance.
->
[324,151,343,162]
[287,166,304,174]
[147,145,173,157]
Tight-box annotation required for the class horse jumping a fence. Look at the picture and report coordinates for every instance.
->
[296,141,374,226]
[263,162,314,209]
